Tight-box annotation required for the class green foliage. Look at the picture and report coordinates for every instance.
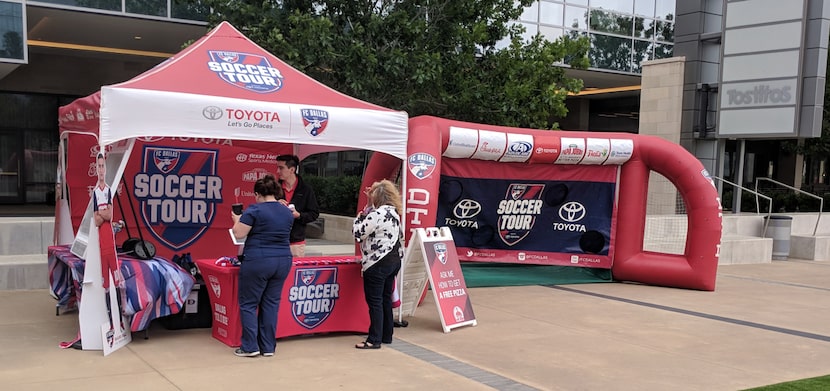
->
[304,175,361,216]
[742,374,830,391]
[194,0,590,129]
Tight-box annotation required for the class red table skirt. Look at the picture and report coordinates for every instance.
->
[195,256,368,347]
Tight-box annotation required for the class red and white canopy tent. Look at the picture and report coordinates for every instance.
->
[57,20,408,249]
[56,21,408,352]
[60,21,407,156]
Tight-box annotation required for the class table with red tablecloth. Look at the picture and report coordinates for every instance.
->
[195,256,368,347]
[48,245,195,332]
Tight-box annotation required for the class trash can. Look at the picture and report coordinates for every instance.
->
[764,215,793,260]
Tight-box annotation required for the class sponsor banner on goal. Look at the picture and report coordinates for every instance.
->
[437,160,618,268]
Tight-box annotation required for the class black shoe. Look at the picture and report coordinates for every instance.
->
[234,348,260,357]
[355,341,381,349]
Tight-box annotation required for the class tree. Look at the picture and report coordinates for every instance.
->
[194,0,590,129]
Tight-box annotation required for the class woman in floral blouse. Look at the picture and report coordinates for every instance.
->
[352,179,403,349]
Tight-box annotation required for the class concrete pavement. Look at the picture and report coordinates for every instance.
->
[1,259,829,391]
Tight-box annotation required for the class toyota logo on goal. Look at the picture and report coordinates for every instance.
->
[453,199,482,219]
[558,201,586,222]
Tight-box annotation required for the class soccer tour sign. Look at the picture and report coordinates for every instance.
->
[288,267,340,329]
[136,146,222,251]
[207,50,285,93]
[277,262,369,339]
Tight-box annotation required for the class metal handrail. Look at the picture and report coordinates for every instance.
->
[754,177,823,236]
[713,176,773,236]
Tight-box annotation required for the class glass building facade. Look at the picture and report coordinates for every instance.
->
[0,1,206,205]
[518,0,675,73]
[27,0,208,20]
[0,0,24,61]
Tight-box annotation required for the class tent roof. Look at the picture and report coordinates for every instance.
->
[60,21,408,160]
[116,22,393,111]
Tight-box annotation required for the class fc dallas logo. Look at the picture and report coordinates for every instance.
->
[209,275,221,298]
[434,243,448,265]
[153,149,180,174]
[301,108,329,136]
[408,153,436,180]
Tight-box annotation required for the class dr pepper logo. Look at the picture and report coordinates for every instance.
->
[207,51,284,93]
[288,267,340,329]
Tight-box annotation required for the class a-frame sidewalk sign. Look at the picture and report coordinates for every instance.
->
[399,227,476,333]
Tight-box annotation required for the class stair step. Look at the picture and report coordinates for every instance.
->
[790,235,830,261]
[0,254,49,290]
[719,235,772,265]
[0,217,54,256]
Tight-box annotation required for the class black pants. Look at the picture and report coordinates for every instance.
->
[362,249,401,345]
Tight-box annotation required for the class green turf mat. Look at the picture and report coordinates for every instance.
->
[460,263,613,288]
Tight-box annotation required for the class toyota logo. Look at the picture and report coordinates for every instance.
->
[453,199,482,219]
[202,106,223,120]
[137,137,164,142]
[558,201,586,222]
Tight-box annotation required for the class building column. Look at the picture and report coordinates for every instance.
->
[638,57,686,214]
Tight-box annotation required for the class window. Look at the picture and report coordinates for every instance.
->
[24,130,59,203]
[540,26,564,41]
[634,0,656,17]
[340,151,369,176]
[126,0,167,17]
[590,9,633,36]
[591,0,634,14]
[654,19,673,43]
[539,1,564,26]
[34,0,121,12]
[520,1,539,23]
[520,22,539,42]
[634,17,655,38]
[655,0,674,21]
[324,153,338,176]
[300,156,320,177]
[590,33,633,72]
[172,0,209,21]
[565,5,588,30]
[651,42,673,59]
[0,1,24,60]
[632,39,652,72]
[302,151,372,177]
[0,93,65,204]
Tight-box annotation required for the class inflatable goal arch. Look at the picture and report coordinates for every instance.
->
[362,116,722,291]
